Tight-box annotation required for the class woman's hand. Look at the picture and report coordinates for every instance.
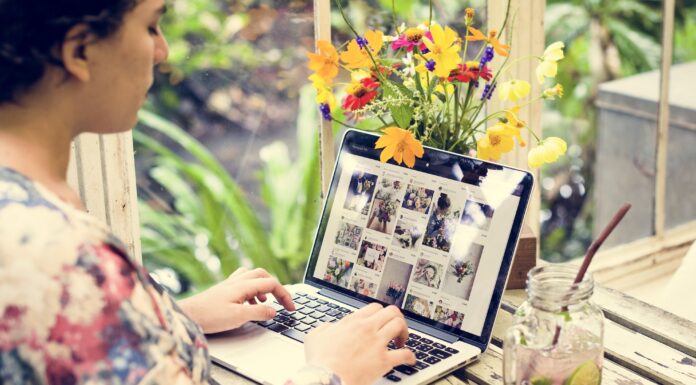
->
[304,303,417,385]
[178,267,295,334]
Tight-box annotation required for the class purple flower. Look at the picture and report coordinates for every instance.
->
[479,46,495,68]
[425,59,436,72]
[480,83,497,100]
[319,103,332,121]
[356,36,368,49]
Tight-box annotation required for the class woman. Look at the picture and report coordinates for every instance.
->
[0,1,415,384]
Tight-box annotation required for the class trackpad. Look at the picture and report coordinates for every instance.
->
[212,332,306,385]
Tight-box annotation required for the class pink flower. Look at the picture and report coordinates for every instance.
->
[392,28,433,53]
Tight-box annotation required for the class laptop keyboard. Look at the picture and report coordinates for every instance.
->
[256,292,460,382]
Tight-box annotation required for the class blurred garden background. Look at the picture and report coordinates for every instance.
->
[134,0,696,296]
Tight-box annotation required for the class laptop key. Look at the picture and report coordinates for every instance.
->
[334,312,345,319]
[294,297,309,305]
[320,315,334,323]
[338,307,352,313]
[296,292,307,297]
[394,365,418,375]
[310,311,325,319]
[316,299,328,304]
[326,303,338,309]
[305,302,320,309]
[385,374,401,382]
[284,320,301,327]
[306,295,318,300]
[258,320,275,327]
[415,352,428,360]
[301,318,316,325]
[416,345,434,352]
[432,342,445,349]
[289,313,306,321]
[326,309,341,317]
[419,338,433,345]
[408,333,421,340]
[299,307,314,315]
[423,356,441,365]
[445,347,459,354]
[387,341,396,350]
[316,305,331,313]
[413,361,429,370]
[268,323,288,333]
[383,370,395,377]
[294,323,311,332]
[405,339,420,348]
[281,328,307,343]
[429,349,452,359]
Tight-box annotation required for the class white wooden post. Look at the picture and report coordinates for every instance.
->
[488,0,545,240]
[67,131,142,262]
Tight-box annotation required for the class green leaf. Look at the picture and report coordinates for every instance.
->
[384,85,414,129]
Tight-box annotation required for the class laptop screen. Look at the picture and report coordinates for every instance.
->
[305,130,532,344]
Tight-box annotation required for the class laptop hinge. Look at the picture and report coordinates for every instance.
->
[318,288,460,344]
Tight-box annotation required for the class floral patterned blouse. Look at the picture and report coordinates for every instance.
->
[0,167,210,384]
[0,167,342,385]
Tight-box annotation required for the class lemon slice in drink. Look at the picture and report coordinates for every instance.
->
[564,361,601,385]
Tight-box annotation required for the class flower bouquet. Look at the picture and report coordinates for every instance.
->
[450,259,475,283]
[324,257,353,287]
[308,1,567,169]
[385,281,406,304]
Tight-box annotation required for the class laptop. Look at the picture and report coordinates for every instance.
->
[207,129,534,384]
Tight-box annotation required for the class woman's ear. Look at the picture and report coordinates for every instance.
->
[60,24,94,82]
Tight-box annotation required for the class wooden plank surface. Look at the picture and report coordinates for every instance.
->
[211,286,679,385]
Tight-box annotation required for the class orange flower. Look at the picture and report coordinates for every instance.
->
[307,40,339,82]
[375,127,424,168]
[488,30,509,57]
[466,26,486,41]
[340,30,384,69]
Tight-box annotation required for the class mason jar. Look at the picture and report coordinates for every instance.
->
[503,264,604,385]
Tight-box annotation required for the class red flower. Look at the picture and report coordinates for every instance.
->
[447,63,493,83]
[342,77,380,111]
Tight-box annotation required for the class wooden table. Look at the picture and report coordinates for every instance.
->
[211,285,696,385]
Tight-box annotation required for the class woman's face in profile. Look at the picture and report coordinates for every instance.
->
[80,0,169,134]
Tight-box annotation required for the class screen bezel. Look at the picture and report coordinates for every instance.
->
[303,129,533,347]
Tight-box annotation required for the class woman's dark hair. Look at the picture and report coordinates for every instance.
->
[0,0,139,103]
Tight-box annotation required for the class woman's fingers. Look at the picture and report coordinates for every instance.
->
[386,346,417,368]
[377,315,410,347]
[348,302,383,320]
[237,277,295,311]
[367,305,401,329]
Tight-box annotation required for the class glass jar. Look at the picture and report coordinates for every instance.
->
[503,264,604,385]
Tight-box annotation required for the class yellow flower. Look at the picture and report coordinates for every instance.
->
[423,24,461,78]
[543,41,565,62]
[498,80,531,102]
[504,107,527,147]
[375,127,424,168]
[536,41,565,84]
[309,73,336,109]
[307,40,339,82]
[542,84,564,100]
[340,30,384,69]
[476,124,515,161]
[527,137,567,168]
